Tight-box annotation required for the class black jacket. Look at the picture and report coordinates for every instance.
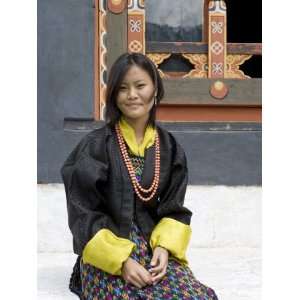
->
[61,123,192,257]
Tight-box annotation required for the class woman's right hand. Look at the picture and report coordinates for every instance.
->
[121,257,153,288]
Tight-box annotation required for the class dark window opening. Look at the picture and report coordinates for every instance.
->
[226,2,261,78]
[226,2,262,43]
[239,55,262,78]
[159,54,194,75]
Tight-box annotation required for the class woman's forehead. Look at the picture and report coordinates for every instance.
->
[122,65,152,82]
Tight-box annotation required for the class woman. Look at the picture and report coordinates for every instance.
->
[61,52,218,299]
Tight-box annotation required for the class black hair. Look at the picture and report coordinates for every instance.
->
[104,52,164,128]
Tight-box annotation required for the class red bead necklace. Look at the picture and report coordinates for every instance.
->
[115,124,160,202]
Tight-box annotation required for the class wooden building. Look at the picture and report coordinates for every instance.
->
[38,0,261,185]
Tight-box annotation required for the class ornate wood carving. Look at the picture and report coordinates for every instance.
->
[146,53,171,78]
[146,53,171,66]
[98,0,108,120]
[226,55,252,79]
[146,52,251,79]
[182,54,208,78]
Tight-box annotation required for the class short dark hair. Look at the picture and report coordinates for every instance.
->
[105,52,164,128]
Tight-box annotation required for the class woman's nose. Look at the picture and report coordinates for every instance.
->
[128,87,138,99]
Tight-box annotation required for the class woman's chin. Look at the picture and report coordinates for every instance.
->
[123,110,146,120]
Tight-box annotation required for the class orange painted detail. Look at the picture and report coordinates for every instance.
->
[128,2,145,54]
[208,1,227,78]
[128,14,145,53]
[157,105,262,122]
[209,80,229,99]
[108,0,126,14]
[99,1,108,120]
[94,0,100,120]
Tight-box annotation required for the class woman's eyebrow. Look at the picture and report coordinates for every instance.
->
[121,80,145,85]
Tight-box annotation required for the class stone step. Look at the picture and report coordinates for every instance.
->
[38,184,261,299]
[38,248,261,300]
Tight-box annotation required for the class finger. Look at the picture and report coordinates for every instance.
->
[151,251,168,266]
[152,271,165,282]
[130,275,144,288]
[126,271,145,288]
[150,254,159,267]
[132,281,143,289]
[138,268,153,285]
[149,264,163,274]
[136,274,149,288]
[125,276,142,289]
[149,259,162,272]
[152,267,167,284]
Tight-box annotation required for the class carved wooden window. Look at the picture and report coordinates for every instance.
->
[94,0,262,122]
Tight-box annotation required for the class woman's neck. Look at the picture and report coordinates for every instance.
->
[122,115,149,145]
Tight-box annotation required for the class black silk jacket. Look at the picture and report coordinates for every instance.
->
[61,123,192,257]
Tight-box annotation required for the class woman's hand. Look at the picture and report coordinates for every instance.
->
[121,257,153,288]
[149,246,169,285]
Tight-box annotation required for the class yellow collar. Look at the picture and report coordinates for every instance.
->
[118,117,156,157]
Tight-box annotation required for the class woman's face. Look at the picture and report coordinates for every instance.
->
[116,64,155,122]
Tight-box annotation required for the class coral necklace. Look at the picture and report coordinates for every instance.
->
[115,123,160,202]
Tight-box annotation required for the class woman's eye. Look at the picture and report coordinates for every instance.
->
[137,84,145,88]
[119,86,127,90]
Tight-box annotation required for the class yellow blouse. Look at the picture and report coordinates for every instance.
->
[119,116,156,157]
[82,117,192,274]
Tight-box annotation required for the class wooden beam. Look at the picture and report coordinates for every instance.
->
[146,42,262,55]
[227,43,262,55]
[162,78,262,106]
[147,42,208,54]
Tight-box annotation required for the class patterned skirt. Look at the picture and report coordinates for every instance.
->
[80,221,218,300]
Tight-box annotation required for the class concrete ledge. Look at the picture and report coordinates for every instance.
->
[186,186,261,248]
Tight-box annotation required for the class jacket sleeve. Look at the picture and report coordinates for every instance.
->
[150,135,192,265]
[61,134,135,275]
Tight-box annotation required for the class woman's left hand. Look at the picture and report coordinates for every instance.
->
[149,246,169,285]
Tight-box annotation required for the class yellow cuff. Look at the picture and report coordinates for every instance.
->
[150,217,192,265]
[82,229,136,275]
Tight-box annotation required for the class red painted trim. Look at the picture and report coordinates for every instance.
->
[157,105,262,122]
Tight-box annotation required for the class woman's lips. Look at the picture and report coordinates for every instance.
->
[126,103,141,108]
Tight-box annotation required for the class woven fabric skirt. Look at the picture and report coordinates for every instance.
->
[80,221,218,300]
